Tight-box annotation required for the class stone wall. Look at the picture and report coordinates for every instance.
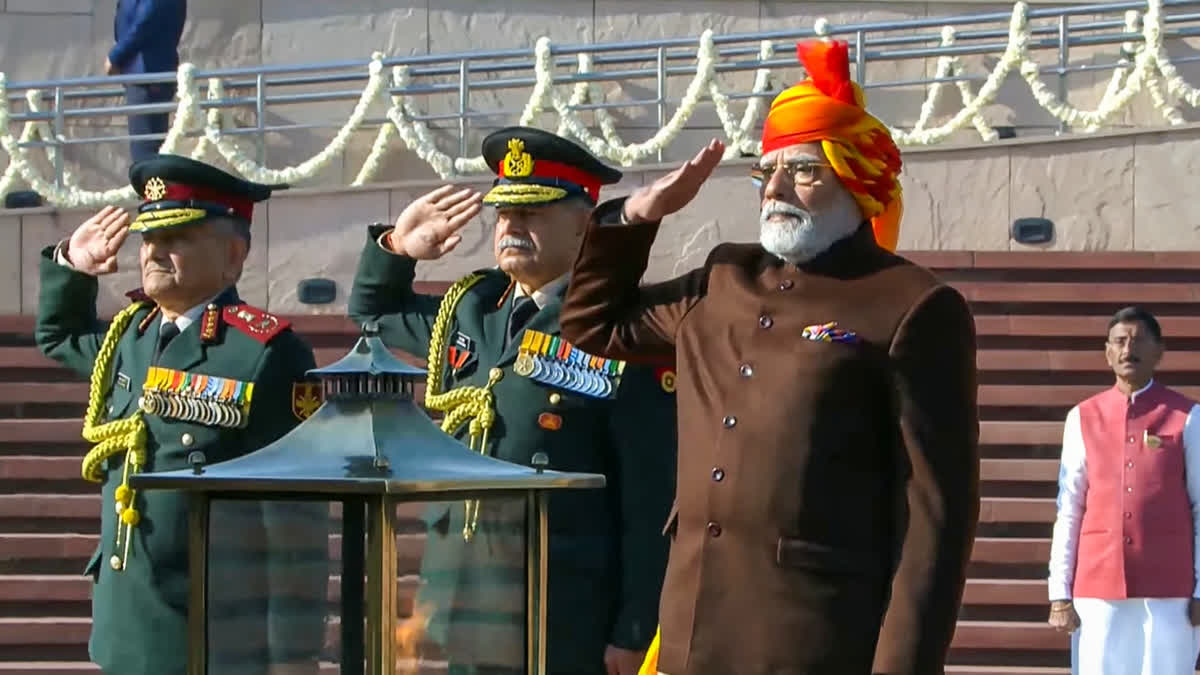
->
[3,122,1198,318]
[3,0,1200,194]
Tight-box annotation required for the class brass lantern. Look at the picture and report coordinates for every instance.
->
[130,323,605,675]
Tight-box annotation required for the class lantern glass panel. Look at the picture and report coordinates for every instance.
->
[201,494,532,675]
[204,497,335,673]
[402,496,529,674]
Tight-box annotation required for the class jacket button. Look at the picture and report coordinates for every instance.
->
[181,433,194,447]
[1125,511,1133,519]
[1125,536,1133,545]
[707,521,722,537]
[548,393,562,405]
[712,467,725,482]
[779,280,794,290]
[723,415,737,428]
[1126,486,1133,493]
[1126,460,1134,469]
[739,364,753,377]
[1128,436,1136,443]
[759,315,773,329]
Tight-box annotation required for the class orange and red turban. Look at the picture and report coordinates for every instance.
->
[761,40,903,252]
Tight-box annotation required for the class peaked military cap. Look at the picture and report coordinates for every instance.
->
[128,154,286,233]
[481,126,622,207]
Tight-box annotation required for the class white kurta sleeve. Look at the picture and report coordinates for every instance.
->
[1048,405,1087,601]
[1183,404,1200,598]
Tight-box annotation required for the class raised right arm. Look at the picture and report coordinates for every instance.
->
[346,224,445,359]
[560,198,709,364]
[35,244,108,376]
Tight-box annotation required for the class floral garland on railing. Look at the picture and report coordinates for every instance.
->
[2,0,1199,206]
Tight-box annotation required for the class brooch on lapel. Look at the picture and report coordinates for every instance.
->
[515,329,625,399]
[139,366,254,429]
[802,321,859,344]
[1144,430,1164,449]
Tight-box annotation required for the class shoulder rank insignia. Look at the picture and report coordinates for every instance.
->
[223,304,291,344]
[515,329,625,399]
[654,366,676,393]
[124,288,162,334]
[292,382,324,421]
[124,287,153,304]
[139,366,254,429]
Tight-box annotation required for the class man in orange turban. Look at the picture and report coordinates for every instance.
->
[560,38,980,675]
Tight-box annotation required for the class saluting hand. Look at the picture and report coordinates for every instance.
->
[66,205,130,276]
[387,184,483,260]
[622,138,724,224]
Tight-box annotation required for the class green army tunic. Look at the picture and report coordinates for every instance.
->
[348,225,677,674]
[35,247,328,675]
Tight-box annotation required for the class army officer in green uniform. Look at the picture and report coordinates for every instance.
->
[36,155,329,675]
[348,127,677,675]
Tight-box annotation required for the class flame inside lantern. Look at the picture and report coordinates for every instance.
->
[395,600,434,675]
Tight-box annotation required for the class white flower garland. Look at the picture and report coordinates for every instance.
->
[4,0,1200,204]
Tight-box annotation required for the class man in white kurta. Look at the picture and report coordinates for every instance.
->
[1048,306,1200,675]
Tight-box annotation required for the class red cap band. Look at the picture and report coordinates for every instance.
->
[152,183,255,221]
[497,159,603,202]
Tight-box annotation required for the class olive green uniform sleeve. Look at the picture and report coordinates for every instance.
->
[604,363,677,650]
[34,245,108,375]
[347,224,443,357]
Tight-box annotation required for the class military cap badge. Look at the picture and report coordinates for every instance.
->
[481,126,623,208]
[127,154,287,233]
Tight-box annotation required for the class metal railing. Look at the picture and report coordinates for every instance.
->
[5,0,1200,189]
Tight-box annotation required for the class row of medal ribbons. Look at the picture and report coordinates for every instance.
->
[514,329,625,399]
[137,366,255,429]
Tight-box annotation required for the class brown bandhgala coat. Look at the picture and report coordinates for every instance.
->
[559,199,981,675]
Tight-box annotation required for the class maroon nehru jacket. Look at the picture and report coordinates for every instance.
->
[559,199,981,675]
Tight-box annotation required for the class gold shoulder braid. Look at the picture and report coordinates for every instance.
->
[79,301,150,572]
[423,272,505,541]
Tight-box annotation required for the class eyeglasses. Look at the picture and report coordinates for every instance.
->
[750,159,834,188]
[1107,336,1156,349]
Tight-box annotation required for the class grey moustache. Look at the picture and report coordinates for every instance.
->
[498,236,535,251]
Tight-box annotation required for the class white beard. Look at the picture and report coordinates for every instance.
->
[758,198,862,265]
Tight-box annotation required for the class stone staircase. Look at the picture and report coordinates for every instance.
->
[4,253,1200,673]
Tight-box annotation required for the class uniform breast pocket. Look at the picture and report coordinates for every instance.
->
[106,360,138,420]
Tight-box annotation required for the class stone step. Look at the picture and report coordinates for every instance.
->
[951,281,1200,304]
[951,620,1068,651]
[0,457,81,481]
[970,537,1051,564]
[945,662,1070,667]
[979,384,1200,408]
[979,459,1057,483]
[907,251,1200,270]
[980,422,1063,447]
[0,664,99,675]
[979,498,1056,524]
[962,579,1047,606]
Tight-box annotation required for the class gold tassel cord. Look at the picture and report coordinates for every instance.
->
[423,273,506,541]
[79,301,150,571]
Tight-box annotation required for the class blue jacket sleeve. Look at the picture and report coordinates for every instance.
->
[109,0,181,68]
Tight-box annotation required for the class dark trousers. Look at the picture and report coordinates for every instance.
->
[124,83,176,162]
